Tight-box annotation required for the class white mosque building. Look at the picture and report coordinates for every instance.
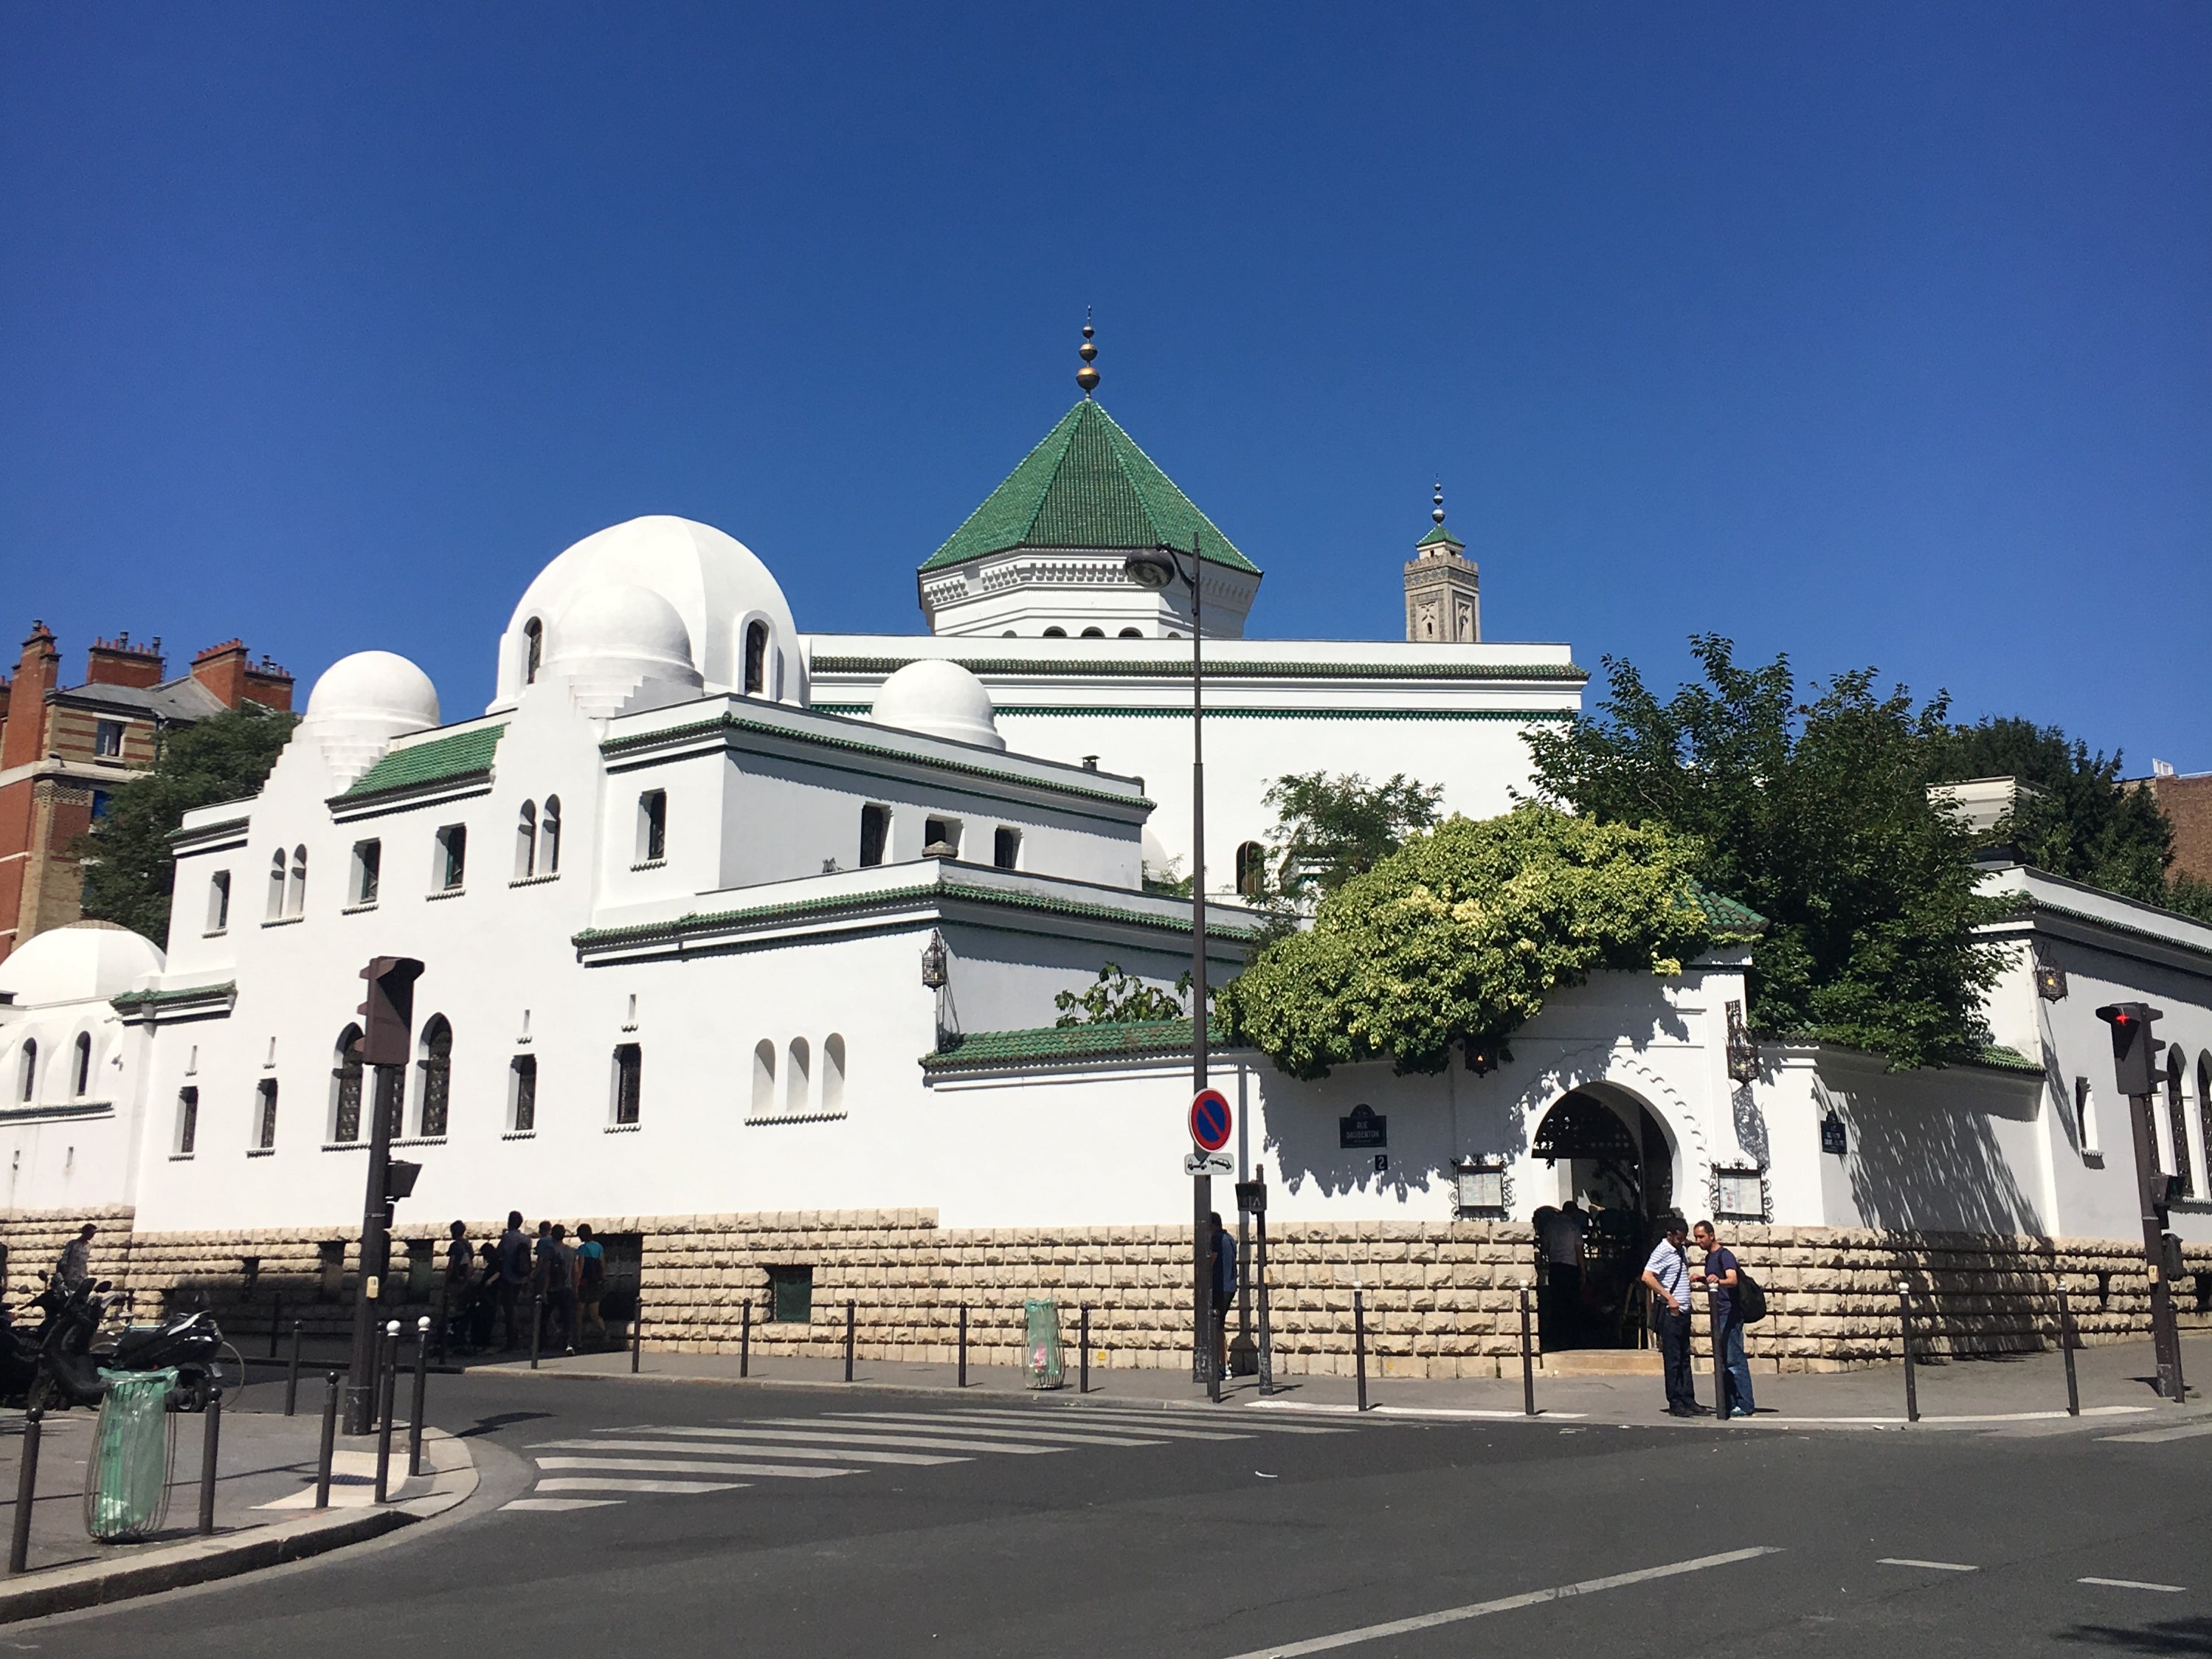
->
[4,348,2211,1373]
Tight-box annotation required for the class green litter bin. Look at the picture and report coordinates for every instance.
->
[84,1368,179,1542]
[1024,1300,1064,1390]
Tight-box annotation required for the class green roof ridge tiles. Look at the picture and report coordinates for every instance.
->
[920,399,1259,576]
[809,654,1588,682]
[336,724,507,802]
[1974,1045,2045,1075]
[921,1015,1231,1072]
[111,981,236,1013]
[1690,884,1769,939]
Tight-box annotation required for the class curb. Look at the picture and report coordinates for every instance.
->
[0,1426,477,1626]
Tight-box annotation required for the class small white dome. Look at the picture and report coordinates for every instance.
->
[872,659,1004,751]
[547,584,704,719]
[0,920,165,1007]
[305,651,440,729]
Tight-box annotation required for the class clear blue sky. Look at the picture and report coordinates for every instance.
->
[3,5,2206,768]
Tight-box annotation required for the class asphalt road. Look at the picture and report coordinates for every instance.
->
[9,1369,2212,1658]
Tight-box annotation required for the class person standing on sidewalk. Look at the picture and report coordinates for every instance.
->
[496,1210,531,1351]
[573,1224,606,1347]
[1208,1212,1237,1377]
[1694,1220,1756,1420]
[1640,1215,1704,1417]
[540,1224,578,1356]
[54,1224,95,1291]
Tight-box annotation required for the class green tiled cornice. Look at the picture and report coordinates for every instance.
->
[167,815,249,846]
[920,400,1259,576]
[811,655,1587,683]
[922,1015,1232,1073]
[817,704,1576,724]
[335,724,506,804]
[111,981,236,1021]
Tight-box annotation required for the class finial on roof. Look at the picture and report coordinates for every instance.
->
[1076,309,1099,396]
[1431,481,1446,526]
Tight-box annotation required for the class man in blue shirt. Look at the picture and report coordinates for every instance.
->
[1208,1212,1237,1378]
[1695,1220,1756,1420]
[1639,1215,1704,1417]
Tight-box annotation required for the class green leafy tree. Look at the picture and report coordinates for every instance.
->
[1524,635,2007,1069]
[1054,963,1192,1027]
[75,705,299,944]
[1217,804,1712,1080]
[1255,770,1444,906]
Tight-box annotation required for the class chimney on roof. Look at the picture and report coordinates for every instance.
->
[85,632,167,690]
[190,640,295,712]
[1,623,60,770]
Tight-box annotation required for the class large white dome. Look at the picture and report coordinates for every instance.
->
[872,659,1004,751]
[491,515,803,711]
[0,920,164,1007]
[305,651,440,729]
[547,584,705,719]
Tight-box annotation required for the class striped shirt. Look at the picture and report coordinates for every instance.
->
[1644,1241,1690,1307]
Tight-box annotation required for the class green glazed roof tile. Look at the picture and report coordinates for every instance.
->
[337,724,505,801]
[1690,884,1768,938]
[922,1016,1231,1072]
[1414,524,1465,551]
[922,400,1259,576]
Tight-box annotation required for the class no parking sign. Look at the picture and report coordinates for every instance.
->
[1189,1088,1232,1153]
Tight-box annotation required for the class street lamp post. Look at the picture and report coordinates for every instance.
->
[1124,534,1217,1401]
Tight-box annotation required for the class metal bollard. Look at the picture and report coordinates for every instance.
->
[314,1373,339,1508]
[285,1320,303,1416]
[1353,1290,1369,1413]
[632,1295,644,1375]
[374,1322,399,1503]
[1079,1306,1091,1395]
[197,1389,223,1536]
[1710,1286,1730,1421]
[8,1407,41,1573]
[530,1289,544,1371]
[739,1298,750,1379]
[1898,1283,1919,1424]
[409,1315,431,1478]
[844,1300,856,1383]
[269,1291,284,1360]
[958,1305,968,1389]
[1519,1285,1538,1418]
[2060,1287,2081,1417]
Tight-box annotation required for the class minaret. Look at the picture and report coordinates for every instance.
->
[1403,483,1479,642]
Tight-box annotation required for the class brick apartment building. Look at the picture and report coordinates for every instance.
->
[0,622,293,963]
[2140,767,2212,888]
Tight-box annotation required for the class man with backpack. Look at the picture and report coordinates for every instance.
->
[574,1223,606,1347]
[1694,1219,1759,1419]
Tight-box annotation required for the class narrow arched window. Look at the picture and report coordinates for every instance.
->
[1234,841,1268,898]
[331,1025,364,1144]
[823,1034,846,1117]
[515,801,538,882]
[787,1036,811,1116]
[256,1078,280,1150]
[612,1043,643,1126]
[522,618,544,685]
[71,1032,91,1097]
[509,1054,537,1134]
[744,621,769,695]
[288,846,308,917]
[2168,1048,2194,1199]
[752,1039,775,1117]
[17,1040,36,1104]
[418,1015,453,1139]
[266,850,287,921]
[540,797,561,875]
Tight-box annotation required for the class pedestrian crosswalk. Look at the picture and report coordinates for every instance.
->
[502,1402,1358,1513]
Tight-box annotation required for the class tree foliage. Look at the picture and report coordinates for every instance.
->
[1217,804,1712,1080]
[1524,635,2006,1069]
[75,705,299,944]
[1257,770,1444,908]
[1054,963,1192,1027]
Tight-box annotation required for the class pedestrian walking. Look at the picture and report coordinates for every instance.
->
[1694,1220,1757,1419]
[442,1220,474,1353]
[1535,1199,1589,1344]
[1639,1215,1704,1417]
[540,1224,578,1355]
[1208,1211,1237,1376]
[54,1223,96,1291]
[574,1224,606,1347]
[496,1210,531,1351]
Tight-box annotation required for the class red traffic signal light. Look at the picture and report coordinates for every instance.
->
[358,956,425,1068]
[2095,1001,2165,1098]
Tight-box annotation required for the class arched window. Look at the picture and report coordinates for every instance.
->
[417,1015,453,1138]
[287,845,308,918]
[992,827,1020,870]
[175,1086,198,1156]
[1118,628,1143,638]
[522,618,544,685]
[744,621,770,695]
[255,1078,279,1150]
[752,1039,775,1117]
[1080,627,1105,638]
[612,1043,643,1126]
[1043,627,1067,638]
[16,1040,35,1104]
[2199,1053,2212,1204]
[2169,1047,2194,1199]
[515,801,538,882]
[331,1025,364,1144]
[266,850,287,920]
[71,1032,91,1097]
[1234,841,1268,898]
[509,1054,538,1134]
[787,1036,811,1115]
[540,797,561,875]
[823,1034,846,1117]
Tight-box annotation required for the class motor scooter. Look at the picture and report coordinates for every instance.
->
[102,1308,237,1410]
[27,1279,113,1412]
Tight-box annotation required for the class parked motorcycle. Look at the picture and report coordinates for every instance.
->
[24,1281,240,1412]
[26,1278,113,1412]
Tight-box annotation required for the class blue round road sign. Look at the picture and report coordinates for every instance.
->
[1189,1089,1232,1153]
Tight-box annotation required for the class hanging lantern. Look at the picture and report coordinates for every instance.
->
[919,929,949,990]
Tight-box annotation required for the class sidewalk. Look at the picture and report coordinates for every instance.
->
[469,1334,2212,1432]
[0,1404,475,1622]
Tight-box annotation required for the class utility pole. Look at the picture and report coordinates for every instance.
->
[348,957,424,1435]
[2099,1002,2185,1401]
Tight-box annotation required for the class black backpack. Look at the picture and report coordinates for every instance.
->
[1735,1267,1768,1324]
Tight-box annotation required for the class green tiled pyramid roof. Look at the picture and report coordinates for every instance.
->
[337,723,505,801]
[921,399,1259,576]
[1414,522,1465,551]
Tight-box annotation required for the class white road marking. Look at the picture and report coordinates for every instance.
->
[1877,1559,1978,1572]
[533,1437,966,1466]
[2079,1576,2185,1593]
[1071,1406,1344,1435]
[646,1425,1065,1455]
[1216,1546,1781,1658]
[2101,1421,2212,1444]
[534,1456,856,1479]
[1371,1405,1591,1422]
[823,1412,1185,1444]
[502,1497,624,1512]
[534,1477,747,1494]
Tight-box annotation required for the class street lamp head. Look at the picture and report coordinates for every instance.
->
[1124,545,1178,590]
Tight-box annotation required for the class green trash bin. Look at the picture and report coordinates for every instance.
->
[84,1368,178,1542]
[1025,1300,1064,1390]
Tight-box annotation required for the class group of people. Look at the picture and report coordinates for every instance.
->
[441,1212,607,1356]
[1641,1215,1757,1419]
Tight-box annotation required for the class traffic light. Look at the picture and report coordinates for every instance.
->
[2149,1171,2177,1229]
[358,956,425,1067]
[2095,1002,2165,1098]
[385,1159,421,1206]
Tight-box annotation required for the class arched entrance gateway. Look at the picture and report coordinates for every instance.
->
[1530,1087,1676,1351]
